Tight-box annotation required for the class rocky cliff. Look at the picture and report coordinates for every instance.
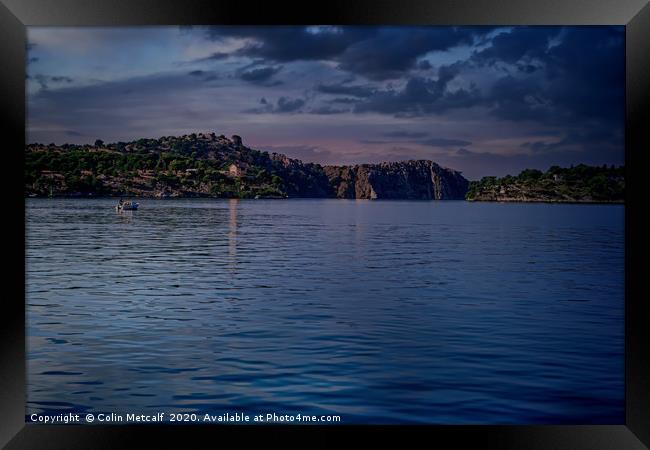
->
[324,160,469,200]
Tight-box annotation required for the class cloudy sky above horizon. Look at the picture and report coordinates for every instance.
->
[26,26,624,179]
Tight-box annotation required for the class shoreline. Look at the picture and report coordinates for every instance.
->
[25,195,625,205]
[467,198,624,205]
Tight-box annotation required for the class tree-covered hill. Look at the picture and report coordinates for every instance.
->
[466,165,625,203]
[25,133,332,198]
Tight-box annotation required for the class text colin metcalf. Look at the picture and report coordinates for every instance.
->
[94,413,166,422]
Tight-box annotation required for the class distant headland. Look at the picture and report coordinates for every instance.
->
[466,165,624,203]
[25,133,624,203]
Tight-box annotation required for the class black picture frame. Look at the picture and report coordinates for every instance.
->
[1,0,648,448]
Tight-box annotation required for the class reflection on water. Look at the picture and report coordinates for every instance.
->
[26,199,625,424]
[229,199,238,273]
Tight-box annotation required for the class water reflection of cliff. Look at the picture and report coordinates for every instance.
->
[228,199,238,273]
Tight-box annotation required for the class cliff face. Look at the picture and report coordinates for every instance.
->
[268,153,333,198]
[324,160,469,200]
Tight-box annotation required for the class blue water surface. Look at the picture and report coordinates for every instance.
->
[26,199,625,424]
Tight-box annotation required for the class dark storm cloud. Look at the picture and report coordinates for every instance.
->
[473,27,558,65]
[352,68,482,116]
[336,27,491,80]
[50,76,73,83]
[517,63,540,74]
[478,27,624,127]
[187,70,219,81]
[205,26,377,62]
[339,24,624,149]
[520,127,623,153]
[328,97,362,104]
[247,96,306,114]
[543,27,624,123]
[276,96,305,112]
[195,52,230,62]
[238,65,282,84]
[204,26,495,79]
[486,75,555,123]
[315,82,375,98]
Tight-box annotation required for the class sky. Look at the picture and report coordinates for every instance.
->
[26,26,624,180]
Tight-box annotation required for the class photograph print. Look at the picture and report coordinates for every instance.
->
[25,25,625,425]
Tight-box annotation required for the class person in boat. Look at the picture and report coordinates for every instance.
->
[118,197,124,207]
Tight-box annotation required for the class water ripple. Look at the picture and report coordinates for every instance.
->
[26,198,624,424]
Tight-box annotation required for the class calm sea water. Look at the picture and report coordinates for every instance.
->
[26,198,625,424]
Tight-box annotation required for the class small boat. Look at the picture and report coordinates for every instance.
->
[116,200,139,211]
